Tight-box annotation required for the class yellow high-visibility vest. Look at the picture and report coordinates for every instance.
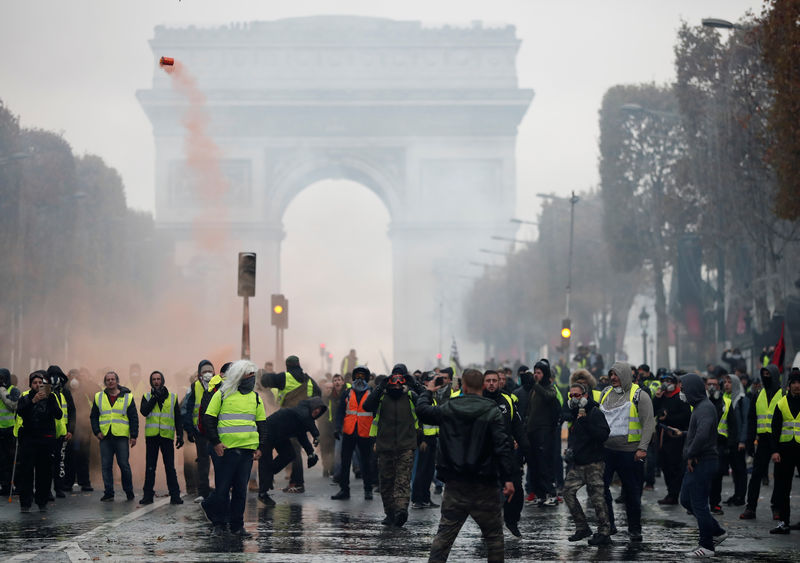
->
[144,392,177,439]
[0,385,17,429]
[717,396,732,438]
[12,389,30,437]
[274,372,314,406]
[755,389,784,434]
[55,391,68,438]
[95,391,131,438]
[422,395,439,436]
[206,390,266,450]
[776,396,800,444]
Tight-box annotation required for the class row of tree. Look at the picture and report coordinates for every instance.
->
[0,99,170,374]
[465,4,799,370]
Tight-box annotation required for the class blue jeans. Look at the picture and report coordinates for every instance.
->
[203,448,253,530]
[680,458,725,550]
[602,448,644,533]
[100,436,133,496]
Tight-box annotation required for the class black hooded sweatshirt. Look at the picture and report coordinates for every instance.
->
[525,359,560,431]
[566,396,610,465]
[16,385,63,439]
[261,397,327,455]
[681,373,718,462]
[747,364,783,446]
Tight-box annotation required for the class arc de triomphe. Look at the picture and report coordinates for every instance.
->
[138,16,532,367]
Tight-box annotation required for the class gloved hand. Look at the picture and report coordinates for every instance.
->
[312,437,319,448]
[307,453,319,468]
[334,431,341,441]
[186,431,195,443]
[176,437,184,449]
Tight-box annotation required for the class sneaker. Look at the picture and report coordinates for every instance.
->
[125,492,135,501]
[710,505,724,515]
[364,490,373,501]
[525,492,536,502]
[81,486,94,492]
[230,527,253,538]
[331,489,350,500]
[713,531,728,547]
[100,494,114,502]
[505,520,522,538]
[170,496,184,505]
[685,546,715,558]
[193,495,205,503]
[770,521,790,534]
[393,509,408,528]
[658,495,677,505]
[588,533,612,546]
[426,501,440,508]
[20,505,31,513]
[412,502,426,509]
[285,485,305,494]
[568,529,592,542]
[543,496,558,507]
[139,497,154,505]
[739,509,756,519]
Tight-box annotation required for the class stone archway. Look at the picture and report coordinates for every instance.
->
[138,16,533,367]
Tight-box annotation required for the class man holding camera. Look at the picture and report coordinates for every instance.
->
[139,370,183,505]
[563,382,612,546]
[15,370,63,511]
[332,366,374,501]
[363,364,421,527]
[90,371,138,502]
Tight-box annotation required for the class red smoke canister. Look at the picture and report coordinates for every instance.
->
[159,56,174,66]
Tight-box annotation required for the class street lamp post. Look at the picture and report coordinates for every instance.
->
[639,306,650,365]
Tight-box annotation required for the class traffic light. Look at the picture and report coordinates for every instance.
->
[237,252,256,297]
[561,318,572,350]
[271,294,288,329]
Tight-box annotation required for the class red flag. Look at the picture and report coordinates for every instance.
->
[771,322,786,373]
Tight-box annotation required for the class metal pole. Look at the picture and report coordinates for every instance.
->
[642,330,648,366]
[241,296,250,360]
[566,191,577,319]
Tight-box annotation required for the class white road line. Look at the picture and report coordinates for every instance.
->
[6,497,172,561]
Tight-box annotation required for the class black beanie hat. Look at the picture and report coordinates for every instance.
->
[286,356,301,369]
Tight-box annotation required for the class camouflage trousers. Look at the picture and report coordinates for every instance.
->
[429,480,504,563]
[563,461,610,535]
[377,449,414,516]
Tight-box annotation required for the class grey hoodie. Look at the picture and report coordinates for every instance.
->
[600,362,655,452]
[682,373,718,461]
[728,373,749,445]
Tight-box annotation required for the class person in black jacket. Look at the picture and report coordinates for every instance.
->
[45,365,75,498]
[525,359,561,507]
[256,397,326,505]
[768,370,800,534]
[417,368,515,563]
[16,371,63,512]
[652,372,692,505]
[482,369,530,538]
[563,382,612,546]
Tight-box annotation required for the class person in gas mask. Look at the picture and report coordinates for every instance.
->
[46,365,75,499]
[0,368,20,497]
[331,366,374,500]
[256,396,326,506]
[364,364,422,527]
[563,382,611,546]
[652,372,691,505]
[183,360,216,502]
[139,370,184,505]
[15,371,63,511]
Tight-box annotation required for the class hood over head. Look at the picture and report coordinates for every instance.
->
[298,396,327,419]
[533,359,552,385]
[680,373,707,407]
[198,359,214,374]
[391,364,409,377]
[518,365,529,376]
[149,370,165,386]
[760,364,782,393]
[728,371,746,406]
[570,368,597,390]
[609,362,633,391]
[352,366,371,380]
[46,365,67,386]
[286,355,301,370]
[0,368,10,387]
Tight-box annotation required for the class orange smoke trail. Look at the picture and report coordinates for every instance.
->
[163,60,229,252]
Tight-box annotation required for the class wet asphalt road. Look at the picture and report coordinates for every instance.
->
[1,469,798,562]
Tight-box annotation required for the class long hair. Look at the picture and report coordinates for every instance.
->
[219,359,257,399]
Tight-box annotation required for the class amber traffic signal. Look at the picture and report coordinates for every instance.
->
[271,294,288,329]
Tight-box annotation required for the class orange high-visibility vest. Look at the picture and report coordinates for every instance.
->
[342,389,373,438]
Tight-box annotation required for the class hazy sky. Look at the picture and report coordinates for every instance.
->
[0,0,762,369]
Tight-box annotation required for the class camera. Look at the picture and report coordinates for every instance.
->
[434,376,445,387]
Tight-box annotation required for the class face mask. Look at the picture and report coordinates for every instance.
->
[353,379,367,392]
[709,389,720,400]
[387,387,404,399]
[238,376,255,393]
[568,397,588,409]
[666,383,676,393]
[202,372,213,383]
[613,386,624,394]
[69,379,80,390]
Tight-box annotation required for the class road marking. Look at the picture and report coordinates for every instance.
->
[6,497,172,561]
